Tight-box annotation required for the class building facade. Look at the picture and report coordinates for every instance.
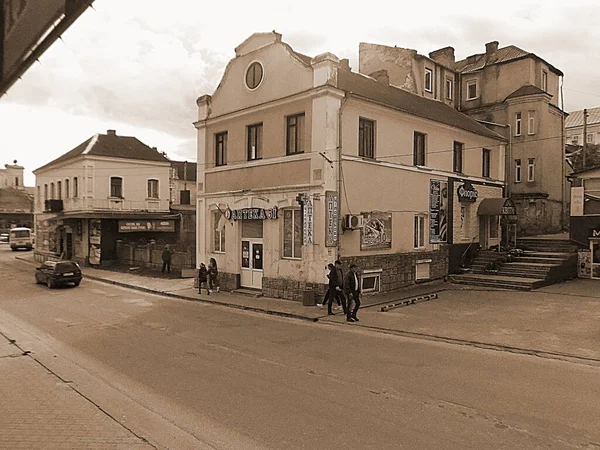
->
[0,161,33,232]
[566,107,600,146]
[359,41,567,236]
[33,130,177,266]
[195,32,508,300]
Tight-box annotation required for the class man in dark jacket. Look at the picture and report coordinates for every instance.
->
[324,262,345,315]
[344,263,361,322]
[161,245,173,274]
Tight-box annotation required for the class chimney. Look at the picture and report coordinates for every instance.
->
[340,58,351,71]
[485,41,499,63]
[428,46,455,66]
[107,129,116,136]
[370,69,389,86]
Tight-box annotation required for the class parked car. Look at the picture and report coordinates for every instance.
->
[0,233,8,243]
[35,261,82,288]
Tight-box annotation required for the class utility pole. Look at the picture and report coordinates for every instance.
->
[583,108,588,170]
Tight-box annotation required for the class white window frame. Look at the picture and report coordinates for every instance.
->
[424,68,433,93]
[361,268,382,293]
[515,112,522,136]
[109,176,124,198]
[65,178,70,198]
[73,177,78,198]
[213,209,226,253]
[283,208,303,259]
[57,180,62,200]
[527,158,535,182]
[542,70,548,92]
[527,110,536,135]
[147,178,159,199]
[414,215,426,248]
[466,80,477,100]
[587,133,594,144]
[445,77,453,100]
[571,135,579,145]
[515,159,522,183]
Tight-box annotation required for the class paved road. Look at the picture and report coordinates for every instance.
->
[2,246,600,449]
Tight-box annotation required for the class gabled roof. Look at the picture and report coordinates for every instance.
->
[505,84,550,100]
[0,187,33,212]
[34,131,170,173]
[336,70,506,141]
[171,161,197,181]
[566,107,600,128]
[454,45,563,76]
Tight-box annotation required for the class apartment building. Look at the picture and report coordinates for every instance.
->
[360,40,567,235]
[194,32,508,300]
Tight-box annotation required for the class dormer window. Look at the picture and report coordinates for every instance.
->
[245,61,264,90]
[424,68,433,93]
[466,80,477,100]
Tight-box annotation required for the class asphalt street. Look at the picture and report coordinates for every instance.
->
[1,245,600,449]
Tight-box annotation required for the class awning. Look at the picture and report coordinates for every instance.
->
[49,211,180,220]
[477,198,517,216]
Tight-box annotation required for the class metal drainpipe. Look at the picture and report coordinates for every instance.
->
[337,93,349,261]
[560,75,566,230]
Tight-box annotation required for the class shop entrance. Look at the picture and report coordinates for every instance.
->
[241,240,263,288]
[240,219,264,289]
[591,240,600,279]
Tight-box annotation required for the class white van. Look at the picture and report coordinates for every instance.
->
[9,227,33,251]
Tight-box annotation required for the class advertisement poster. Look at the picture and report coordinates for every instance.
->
[118,220,175,232]
[88,219,101,265]
[360,212,392,250]
[430,179,448,244]
[325,191,339,247]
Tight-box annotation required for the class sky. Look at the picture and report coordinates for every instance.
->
[2,0,600,186]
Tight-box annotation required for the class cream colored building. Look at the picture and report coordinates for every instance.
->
[195,32,508,300]
[33,130,173,265]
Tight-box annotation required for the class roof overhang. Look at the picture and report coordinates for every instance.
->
[51,211,178,220]
[477,198,516,216]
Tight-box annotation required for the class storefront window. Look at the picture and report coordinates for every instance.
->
[489,216,498,238]
[213,210,226,253]
[283,209,302,259]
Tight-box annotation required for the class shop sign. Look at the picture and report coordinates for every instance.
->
[571,187,584,217]
[360,212,392,250]
[118,220,175,232]
[430,179,449,244]
[225,207,278,221]
[302,195,314,245]
[325,191,339,247]
[501,206,516,215]
[457,182,478,203]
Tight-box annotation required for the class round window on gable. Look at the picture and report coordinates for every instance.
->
[245,61,264,90]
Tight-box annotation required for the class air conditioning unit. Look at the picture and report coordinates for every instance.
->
[345,214,365,230]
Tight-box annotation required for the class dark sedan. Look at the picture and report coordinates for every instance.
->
[35,261,83,288]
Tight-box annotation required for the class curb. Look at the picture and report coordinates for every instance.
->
[380,293,439,312]
[81,275,320,323]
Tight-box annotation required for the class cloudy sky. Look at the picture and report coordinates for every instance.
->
[2,0,599,186]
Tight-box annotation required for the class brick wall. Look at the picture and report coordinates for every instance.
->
[263,248,448,301]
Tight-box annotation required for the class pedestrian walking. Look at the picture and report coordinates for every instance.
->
[317,263,342,315]
[197,263,209,295]
[161,244,173,274]
[332,260,348,315]
[344,263,361,322]
[208,257,220,293]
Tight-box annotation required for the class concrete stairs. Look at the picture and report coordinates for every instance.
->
[449,237,579,290]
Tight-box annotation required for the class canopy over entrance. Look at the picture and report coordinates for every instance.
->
[477,198,516,216]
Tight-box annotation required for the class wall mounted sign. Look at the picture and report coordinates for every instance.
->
[360,212,392,250]
[571,186,584,217]
[302,194,314,245]
[457,182,478,203]
[118,220,175,232]
[325,191,339,247]
[225,207,278,221]
[430,179,448,244]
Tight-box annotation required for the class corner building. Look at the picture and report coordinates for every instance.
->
[195,32,508,301]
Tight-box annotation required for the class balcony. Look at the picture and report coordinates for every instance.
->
[44,199,63,212]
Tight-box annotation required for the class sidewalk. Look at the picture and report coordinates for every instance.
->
[0,331,154,449]
[16,253,452,322]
